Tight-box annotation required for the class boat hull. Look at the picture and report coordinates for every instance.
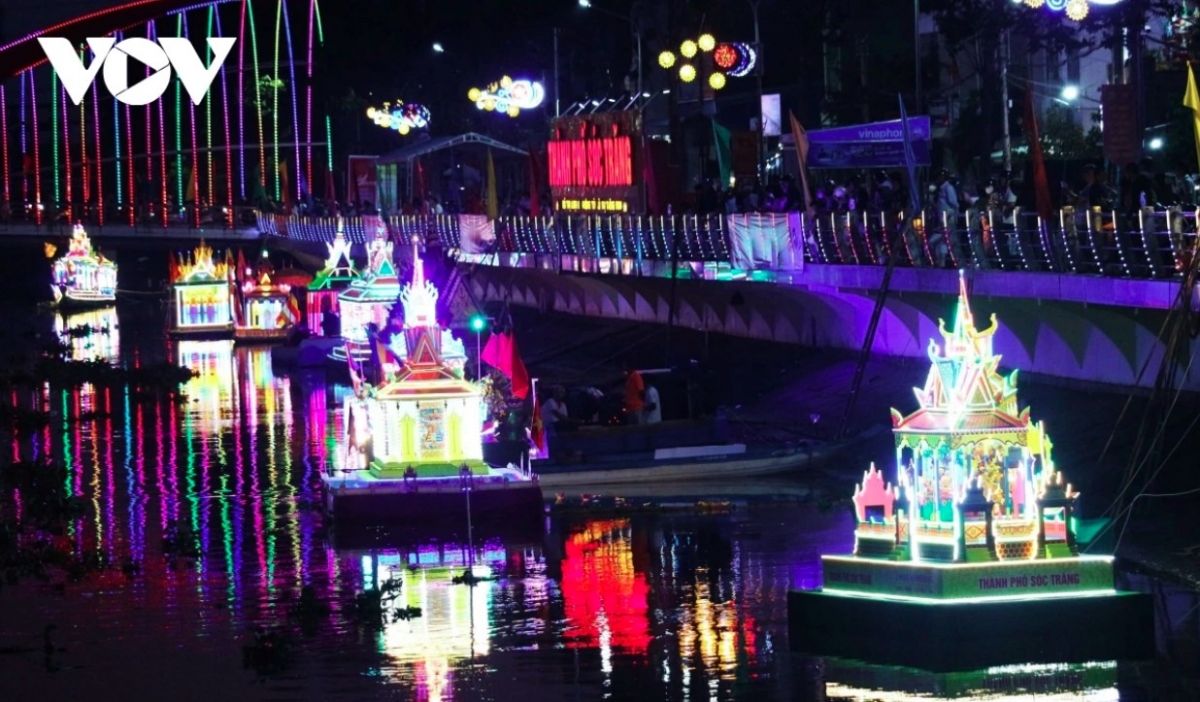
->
[324,479,544,529]
[55,290,117,309]
[234,327,290,344]
[170,325,235,340]
[534,446,823,488]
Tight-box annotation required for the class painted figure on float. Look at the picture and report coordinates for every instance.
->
[51,223,118,305]
[171,240,235,335]
[336,219,401,362]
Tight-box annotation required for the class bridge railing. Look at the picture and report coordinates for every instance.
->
[257,208,1200,279]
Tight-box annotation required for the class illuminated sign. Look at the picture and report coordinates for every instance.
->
[468,76,545,117]
[548,136,633,188]
[548,112,642,214]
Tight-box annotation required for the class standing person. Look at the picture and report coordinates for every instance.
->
[540,386,569,429]
[622,359,645,425]
[643,382,662,424]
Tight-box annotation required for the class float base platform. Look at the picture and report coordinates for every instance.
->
[323,474,544,534]
[788,587,1154,671]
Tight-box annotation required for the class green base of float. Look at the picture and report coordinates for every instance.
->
[368,459,489,480]
[789,555,1154,671]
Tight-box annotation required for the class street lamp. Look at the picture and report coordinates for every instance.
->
[1060,84,1080,101]
[1149,137,1164,150]
[579,0,642,101]
[432,42,444,53]
[470,314,488,379]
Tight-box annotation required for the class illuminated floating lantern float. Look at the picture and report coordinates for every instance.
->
[468,75,545,117]
[171,240,235,337]
[333,223,402,364]
[323,237,542,527]
[307,219,359,337]
[50,223,117,307]
[788,272,1153,671]
[233,251,301,343]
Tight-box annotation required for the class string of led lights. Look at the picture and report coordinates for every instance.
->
[1,85,8,204]
[4,1,332,222]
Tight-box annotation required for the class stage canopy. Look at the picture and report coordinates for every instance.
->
[376,132,528,164]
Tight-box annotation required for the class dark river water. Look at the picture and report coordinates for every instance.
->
[0,299,1197,701]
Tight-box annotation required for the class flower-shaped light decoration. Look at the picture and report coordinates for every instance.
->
[1024,0,1125,21]
[366,102,431,135]
[468,75,546,117]
[659,35,752,89]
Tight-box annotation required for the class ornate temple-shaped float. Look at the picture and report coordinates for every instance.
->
[788,273,1152,670]
[323,237,542,527]
[334,224,402,363]
[171,241,235,337]
[51,223,117,306]
[233,251,300,343]
[306,220,359,337]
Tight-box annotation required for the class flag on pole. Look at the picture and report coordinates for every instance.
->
[1023,89,1054,222]
[480,331,530,399]
[788,111,815,216]
[712,119,733,188]
[530,394,545,454]
[1184,62,1200,175]
[485,148,498,220]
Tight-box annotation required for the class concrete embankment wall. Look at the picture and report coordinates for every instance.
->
[464,266,1200,392]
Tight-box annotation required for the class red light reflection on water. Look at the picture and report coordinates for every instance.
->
[559,519,652,654]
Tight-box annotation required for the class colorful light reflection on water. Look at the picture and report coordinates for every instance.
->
[0,306,1188,701]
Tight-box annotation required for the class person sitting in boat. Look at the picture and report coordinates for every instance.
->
[643,383,661,424]
[623,359,645,425]
[541,386,569,426]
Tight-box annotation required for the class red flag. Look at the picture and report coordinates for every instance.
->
[415,157,427,204]
[530,394,545,453]
[481,331,530,399]
[1024,90,1054,222]
[527,151,540,217]
[279,160,292,213]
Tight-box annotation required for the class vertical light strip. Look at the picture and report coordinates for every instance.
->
[237,0,247,198]
[272,0,282,200]
[305,0,315,199]
[206,7,215,207]
[282,0,301,202]
[1,85,10,205]
[153,21,168,226]
[61,78,71,218]
[190,20,201,229]
[125,101,134,225]
[175,14,184,209]
[31,71,41,222]
[247,0,265,197]
[93,54,103,227]
[324,114,332,200]
[112,34,122,208]
[312,0,324,42]
[80,45,89,211]
[19,73,27,204]
[216,8,234,220]
[146,22,155,221]
[51,70,59,206]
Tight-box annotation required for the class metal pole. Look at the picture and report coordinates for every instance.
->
[1001,30,1012,174]
[752,0,764,183]
[475,330,481,379]
[635,23,643,99]
[914,0,921,114]
[554,27,561,118]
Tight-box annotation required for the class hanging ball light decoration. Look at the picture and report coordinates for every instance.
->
[726,42,758,77]
[1065,0,1089,20]
[679,64,697,82]
[680,39,698,59]
[1024,0,1045,7]
[697,33,716,52]
[708,72,726,90]
[469,75,545,117]
[713,43,738,71]
[658,50,677,69]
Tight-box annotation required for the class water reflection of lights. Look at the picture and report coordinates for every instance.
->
[821,660,1120,701]
[560,519,652,655]
[177,340,236,431]
[55,307,120,362]
[358,544,507,701]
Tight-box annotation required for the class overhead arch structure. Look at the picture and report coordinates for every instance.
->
[1,0,331,228]
[467,266,1200,391]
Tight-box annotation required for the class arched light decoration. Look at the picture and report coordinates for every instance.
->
[468,75,545,117]
[679,64,697,82]
[697,33,716,52]
[708,72,726,90]
[1023,0,1124,21]
[680,39,698,59]
[658,50,676,69]
[660,34,753,87]
[366,102,431,135]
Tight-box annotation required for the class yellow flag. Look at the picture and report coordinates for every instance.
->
[44,242,57,259]
[485,148,498,221]
[1184,63,1200,173]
